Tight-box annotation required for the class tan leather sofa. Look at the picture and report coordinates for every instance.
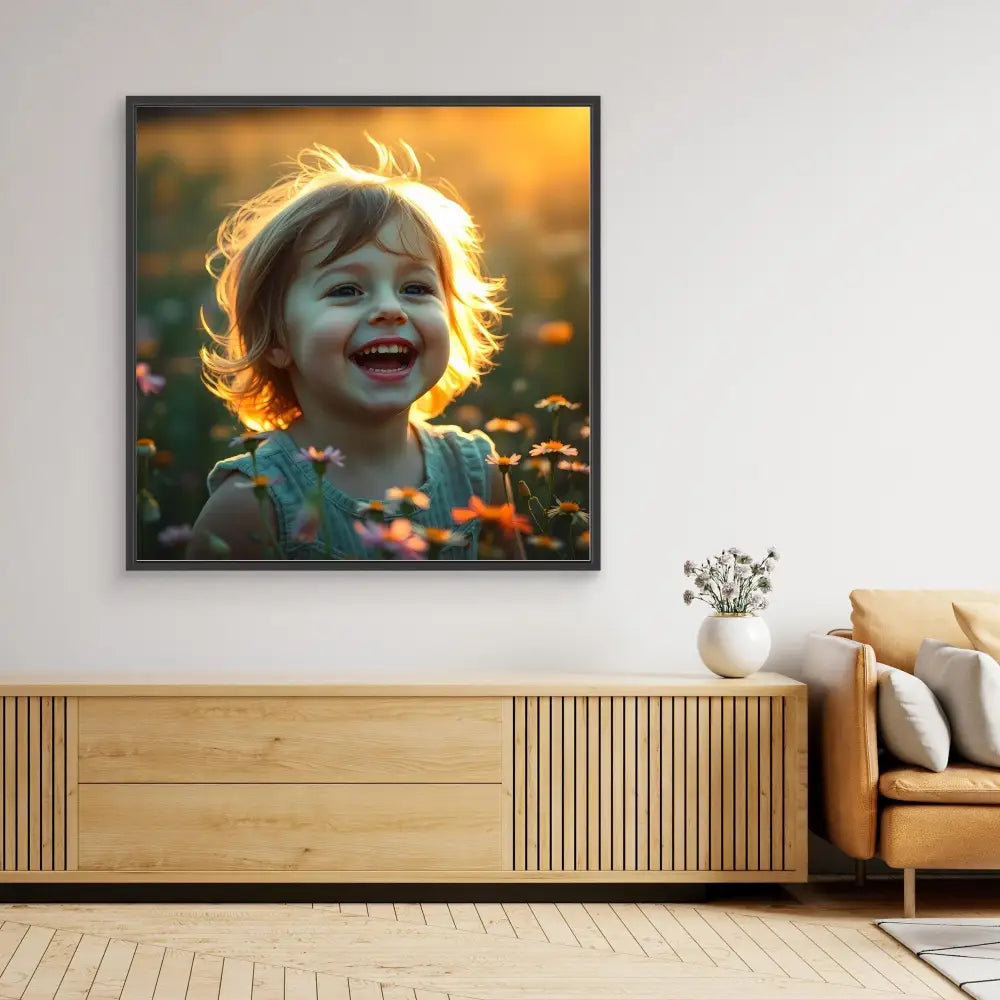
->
[804,589,1000,916]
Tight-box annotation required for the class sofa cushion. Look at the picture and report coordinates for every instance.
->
[875,664,950,771]
[915,639,1000,767]
[880,763,1000,804]
[851,590,1000,672]
[954,600,1000,661]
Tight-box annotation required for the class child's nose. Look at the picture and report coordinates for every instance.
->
[368,306,406,326]
[368,295,407,326]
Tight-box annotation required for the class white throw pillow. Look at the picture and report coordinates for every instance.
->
[914,638,1000,767]
[876,663,951,771]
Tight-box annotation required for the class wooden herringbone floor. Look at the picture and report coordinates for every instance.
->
[0,881,990,1000]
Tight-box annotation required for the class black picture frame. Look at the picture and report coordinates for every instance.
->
[127,96,600,570]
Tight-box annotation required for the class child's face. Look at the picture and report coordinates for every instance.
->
[276,214,451,421]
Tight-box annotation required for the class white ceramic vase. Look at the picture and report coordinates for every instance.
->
[697,613,771,678]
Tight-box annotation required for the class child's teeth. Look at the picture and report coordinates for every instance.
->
[363,344,404,355]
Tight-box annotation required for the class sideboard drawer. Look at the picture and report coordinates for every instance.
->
[78,697,502,783]
[79,783,502,871]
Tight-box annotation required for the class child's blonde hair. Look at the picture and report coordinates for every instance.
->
[200,139,507,430]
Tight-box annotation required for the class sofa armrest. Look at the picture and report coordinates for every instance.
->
[803,633,878,859]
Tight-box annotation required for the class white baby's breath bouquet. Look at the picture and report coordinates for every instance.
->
[683,547,779,614]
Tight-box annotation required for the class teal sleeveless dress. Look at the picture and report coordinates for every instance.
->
[206,422,494,560]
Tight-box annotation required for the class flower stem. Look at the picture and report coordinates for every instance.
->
[503,471,527,560]
[314,465,333,558]
[527,495,547,533]
[254,490,284,559]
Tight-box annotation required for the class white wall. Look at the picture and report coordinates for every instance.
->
[1,0,998,682]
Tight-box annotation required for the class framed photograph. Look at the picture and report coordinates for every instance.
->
[128,96,599,569]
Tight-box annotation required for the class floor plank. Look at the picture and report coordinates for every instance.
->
[0,925,30,980]
[283,967,317,1000]
[88,938,137,1000]
[636,905,711,965]
[52,934,108,1000]
[499,905,547,943]
[185,952,223,1000]
[0,925,54,997]
[445,907,484,936]
[218,958,253,1000]
[608,904,681,962]
[526,905,579,948]
[120,945,165,1000]
[21,930,81,1000]
[792,921,898,993]
[250,962,283,1000]
[581,904,646,957]
[151,949,193,1000]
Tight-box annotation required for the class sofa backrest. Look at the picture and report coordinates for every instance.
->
[850,589,1000,672]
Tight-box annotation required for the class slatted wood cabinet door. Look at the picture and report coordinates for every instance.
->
[507,691,806,880]
[0,675,806,883]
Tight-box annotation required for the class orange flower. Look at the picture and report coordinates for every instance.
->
[576,530,591,551]
[452,496,532,537]
[486,453,521,470]
[529,440,579,458]
[547,500,589,526]
[537,321,573,345]
[557,460,591,474]
[233,474,278,490]
[526,535,565,551]
[485,418,523,434]
[416,526,469,548]
[534,394,581,412]
[136,438,156,458]
[355,500,385,517]
[386,486,431,510]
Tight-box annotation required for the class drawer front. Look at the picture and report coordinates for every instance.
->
[79,697,501,783]
[79,783,501,871]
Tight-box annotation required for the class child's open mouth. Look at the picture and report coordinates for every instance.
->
[349,341,418,383]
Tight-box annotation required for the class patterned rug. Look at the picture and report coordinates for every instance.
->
[877,919,1000,999]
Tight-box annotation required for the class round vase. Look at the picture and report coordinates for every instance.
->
[697,613,771,678]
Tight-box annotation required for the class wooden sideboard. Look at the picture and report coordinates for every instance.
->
[0,674,806,883]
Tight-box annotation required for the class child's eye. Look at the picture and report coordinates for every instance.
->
[325,284,362,298]
[403,282,435,296]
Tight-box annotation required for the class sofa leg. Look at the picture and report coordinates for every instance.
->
[903,868,916,918]
[855,859,866,888]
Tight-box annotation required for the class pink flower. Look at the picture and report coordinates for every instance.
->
[557,460,590,474]
[297,445,346,467]
[486,453,521,470]
[229,430,274,449]
[135,363,166,395]
[386,486,431,510]
[529,440,578,458]
[354,518,428,560]
[157,524,194,547]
